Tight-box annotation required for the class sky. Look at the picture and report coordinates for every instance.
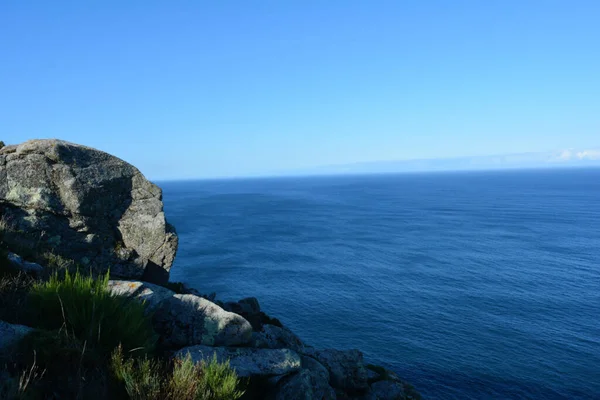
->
[1,1,599,180]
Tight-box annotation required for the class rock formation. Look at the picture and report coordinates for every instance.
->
[0,139,419,399]
[0,139,177,283]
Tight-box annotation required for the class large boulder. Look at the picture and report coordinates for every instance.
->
[303,348,369,392]
[0,320,32,355]
[107,280,253,348]
[0,139,178,283]
[369,380,406,400]
[271,369,336,400]
[107,280,176,312]
[155,294,253,348]
[251,324,305,353]
[176,345,302,378]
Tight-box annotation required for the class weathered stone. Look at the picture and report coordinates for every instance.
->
[272,369,336,400]
[303,348,369,392]
[0,320,32,355]
[223,297,263,330]
[6,252,44,276]
[370,380,406,400]
[176,345,301,378]
[301,355,330,383]
[0,139,178,284]
[155,294,252,348]
[252,324,305,352]
[107,280,175,311]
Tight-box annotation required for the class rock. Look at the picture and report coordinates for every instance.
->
[154,294,253,348]
[6,252,44,276]
[252,324,305,352]
[238,297,261,314]
[303,348,369,392]
[0,320,32,355]
[106,280,252,348]
[301,355,330,383]
[107,280,175,311]
[272,369,336,400]
[223,297,262,330]
[370,380,406,400]
[176,345,301,378]
[0,139,178,284]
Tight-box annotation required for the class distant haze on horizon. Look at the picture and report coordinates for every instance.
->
[155,146,600,181]
[2,2,599,179]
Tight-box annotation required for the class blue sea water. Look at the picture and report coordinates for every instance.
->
[160,168,600,400]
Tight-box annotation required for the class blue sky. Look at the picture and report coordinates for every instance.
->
[1,1,599,179]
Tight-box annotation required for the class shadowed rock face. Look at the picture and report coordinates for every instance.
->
[0,139,178,283]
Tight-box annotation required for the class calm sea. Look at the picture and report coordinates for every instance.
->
[160,168,600,400]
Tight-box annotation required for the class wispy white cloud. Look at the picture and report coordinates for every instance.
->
[576,149,600,160]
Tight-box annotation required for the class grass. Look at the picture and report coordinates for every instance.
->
[28,270,157,354]
[111,347,244,400]
[11,330,109,399]
[0,232,246,400]
[111,346,162,400]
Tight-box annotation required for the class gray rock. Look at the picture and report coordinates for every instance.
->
[155,294,252,347]
[223,296,265,330]
[0,139,178,284]
[303,348,369,392]
[301,355,330,383]
[272,369,336,400]
[176,345,301,378]
[6,252,44,276]
[252,324,305,352]
[107,280,175,311]
[0,320,32,355]
[370,380,406,400]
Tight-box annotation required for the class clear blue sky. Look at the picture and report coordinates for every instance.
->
[1,1,599,179]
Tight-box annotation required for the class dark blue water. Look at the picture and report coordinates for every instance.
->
[160,169,600,400]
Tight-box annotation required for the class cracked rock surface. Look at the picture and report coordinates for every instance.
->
[0,139,178,283]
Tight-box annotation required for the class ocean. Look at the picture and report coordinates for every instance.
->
[160,168,600,400]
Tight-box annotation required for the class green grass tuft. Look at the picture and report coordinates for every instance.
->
[195,353,244,400]
[110,347,244,400]
[28,270,157,354]
[111,345,162,400]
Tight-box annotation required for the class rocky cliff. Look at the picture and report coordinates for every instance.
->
[0,139,419,399]
[0,139,178,284]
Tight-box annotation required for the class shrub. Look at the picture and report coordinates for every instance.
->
[195,353,244,400]
[28,270,157,354]
[111,346,162,400]
[110,348,244,400]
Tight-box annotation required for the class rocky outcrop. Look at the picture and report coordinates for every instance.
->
[0,139,178,284]
[0,320,32,355]
[176,345,302,378]
[369,380,406,400]
[0,139,420,399]
[303,348,369,392]
[155,294,252,347]
[222,296,284,330]
[271,369,336,400]
[251,324,305,352]
[107,280,175,312]
[107,280,253,348]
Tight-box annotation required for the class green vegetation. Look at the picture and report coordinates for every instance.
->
[28,270,156,354]
[110,347,244,400]
[0,254,244,399]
